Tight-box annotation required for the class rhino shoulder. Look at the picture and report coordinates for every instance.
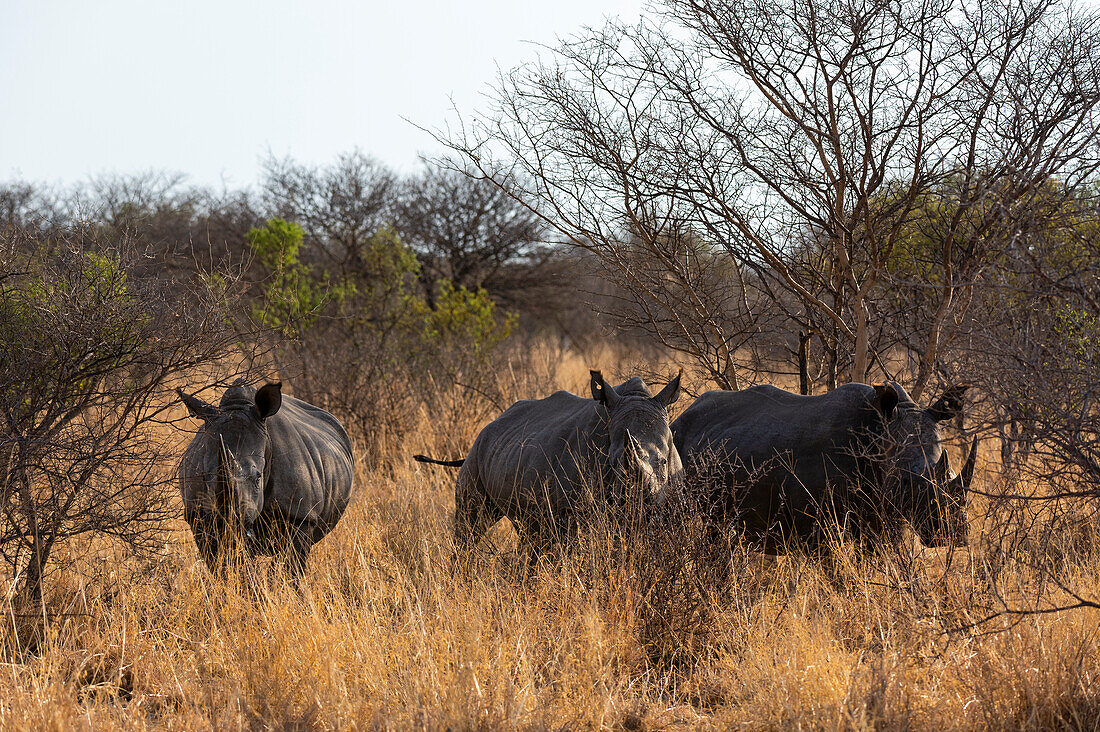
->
[674,385,810,450]
[821,383,881,418]
[496,390,590,420]
[473,389,597,458]
[673,389,738,449]
[678,385,785,421]
[273,397,352,452]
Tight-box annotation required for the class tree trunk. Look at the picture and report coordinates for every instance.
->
[16,476,49,619]
[826,342,839,392]
[911,287,955,403]
[11,468,51,650]
[850,296,870,383]
[798,331,812,395]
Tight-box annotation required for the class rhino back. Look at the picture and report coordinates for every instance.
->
[264,395,355,530]
[466,390,605,514]
[673,383,874,473]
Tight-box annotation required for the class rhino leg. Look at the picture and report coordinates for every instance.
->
[454,476,503,556]
[186,509,224,573]
[278,523,314,580]
[195,532,222,573]
[518,525,558,570]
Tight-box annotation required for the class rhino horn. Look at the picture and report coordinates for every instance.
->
[624,430,642,459]
[216,434,239,502]
[218,434,240,472]
[933,449,950,484]
[949,437,979,493]
[621,430,647,477]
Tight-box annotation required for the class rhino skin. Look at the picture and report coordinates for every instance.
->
[421,370,682,556]
[177,380,355,576]
[671,381,977,552]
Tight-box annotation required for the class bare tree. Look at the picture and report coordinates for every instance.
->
[2,174,261,286]
[0,182,62,242]
[261,151,397,272]
[80,172,262,281]
[964,190,1100,487]
[394,160,566,316]
[0,234,244,626]
[447,0,1100,391]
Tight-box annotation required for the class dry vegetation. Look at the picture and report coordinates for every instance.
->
[2,348,1098,732]
[4,0,1100,724]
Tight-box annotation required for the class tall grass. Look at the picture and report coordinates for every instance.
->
[1,352,1098,730]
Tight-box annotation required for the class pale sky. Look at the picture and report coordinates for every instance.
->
[1,0,645,188]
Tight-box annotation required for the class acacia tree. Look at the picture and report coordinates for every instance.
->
[261,151,397,272]
[448,0,1100,392]
[244,216,515,460]
[394,160,562,315]
[962,190,1100,480]
[0,237,242,621]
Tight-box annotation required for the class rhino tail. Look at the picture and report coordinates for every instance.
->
[413,454,466,468]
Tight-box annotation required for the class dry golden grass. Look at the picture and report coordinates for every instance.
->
[2,351,1099,731]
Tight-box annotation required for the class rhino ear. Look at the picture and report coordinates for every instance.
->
[255,382,283,419]
[928,384,969,422]
[872,384,899,419]
[590,370,620,408]
[178,388,218,421]
[654,370,682,409]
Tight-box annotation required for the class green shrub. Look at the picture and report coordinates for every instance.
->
[246,218,331,337]
[245,219,515,458]
[0,241,238,623]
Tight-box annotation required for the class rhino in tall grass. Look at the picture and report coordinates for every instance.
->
[671,381,977,552]
[177,380,355,576]
[416,370,683,555]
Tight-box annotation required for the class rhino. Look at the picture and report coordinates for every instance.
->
[415,370,683,555]
[671,382,977,552]
[177,380,355,576]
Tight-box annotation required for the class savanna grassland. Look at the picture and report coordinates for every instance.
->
[3,346,1099,732]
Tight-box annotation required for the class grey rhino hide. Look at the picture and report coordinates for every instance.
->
[178,381,355,572]
[452,371,682,553]
[671,381,974,551]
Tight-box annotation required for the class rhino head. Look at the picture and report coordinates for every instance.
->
[591,370,683,506]
[178,381,283,544]
[869,383,976,547]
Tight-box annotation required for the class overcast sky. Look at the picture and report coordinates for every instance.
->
[1,0,645,188]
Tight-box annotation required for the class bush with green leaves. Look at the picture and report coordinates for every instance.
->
[246,218,514,458]
[0,239,240,625]
[246,218,330,337]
